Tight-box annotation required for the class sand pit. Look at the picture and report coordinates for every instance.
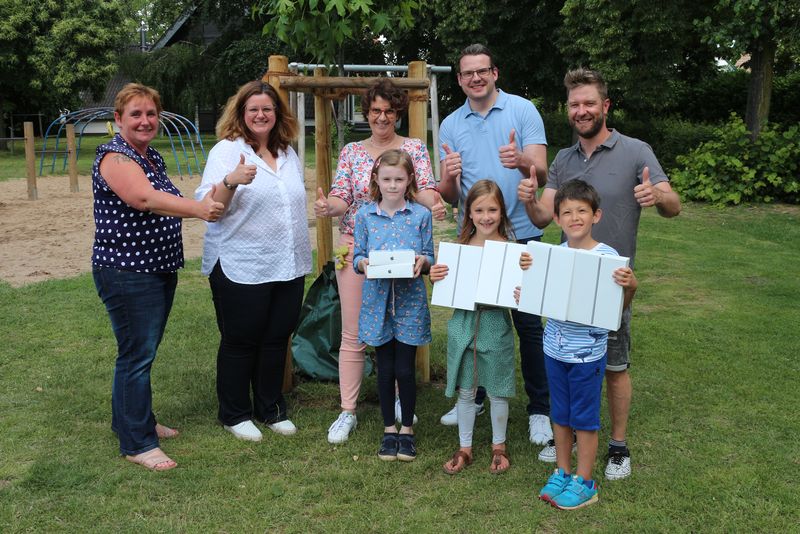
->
[0,172,325,287]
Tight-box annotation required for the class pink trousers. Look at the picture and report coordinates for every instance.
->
[335,234,367,411]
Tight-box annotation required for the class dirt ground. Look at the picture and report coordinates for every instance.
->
[0,171,328,287]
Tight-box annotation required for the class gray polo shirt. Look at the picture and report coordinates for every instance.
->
[546,129,668,265]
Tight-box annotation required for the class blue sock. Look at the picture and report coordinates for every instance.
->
[582,478,595,489]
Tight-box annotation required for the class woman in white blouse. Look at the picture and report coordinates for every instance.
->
[196,81,311,442]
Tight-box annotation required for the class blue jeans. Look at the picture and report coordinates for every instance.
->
[93,267,177,456]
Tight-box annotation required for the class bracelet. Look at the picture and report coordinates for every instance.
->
[222,175,237,190]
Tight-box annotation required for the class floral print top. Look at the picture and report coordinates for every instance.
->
[353,201,434,347]
[330,138,435,236]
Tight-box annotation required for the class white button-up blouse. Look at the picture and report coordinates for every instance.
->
[196,137,312,284]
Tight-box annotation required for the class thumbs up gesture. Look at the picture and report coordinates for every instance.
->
[314,187,331,217]
[442,143,462,181]
[633,166,660,208]
[430,190,446,221]
[517,164,539,203]
[230,153,257,187]
[499,129,521,169]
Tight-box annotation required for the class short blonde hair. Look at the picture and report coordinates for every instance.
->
[114,83,163,116]
[216,81,298,156]
[368,149,418,202]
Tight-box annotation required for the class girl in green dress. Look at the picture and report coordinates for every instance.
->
[430,180,516,475]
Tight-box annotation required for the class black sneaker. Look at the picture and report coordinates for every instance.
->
[378,433,399,461]
[397,434,417,462]
[605,448,631,480]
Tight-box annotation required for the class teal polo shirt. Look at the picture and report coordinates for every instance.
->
[439,90,547,240]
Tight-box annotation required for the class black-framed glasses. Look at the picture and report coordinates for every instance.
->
[458,67,494,80]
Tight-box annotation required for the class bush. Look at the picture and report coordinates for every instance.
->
[672,114,800,205]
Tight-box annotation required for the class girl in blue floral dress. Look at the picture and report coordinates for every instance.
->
[352,149,434,462]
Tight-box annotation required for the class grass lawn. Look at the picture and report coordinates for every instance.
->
[1,201,798,532]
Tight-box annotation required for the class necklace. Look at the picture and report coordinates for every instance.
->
[367,135,398,149]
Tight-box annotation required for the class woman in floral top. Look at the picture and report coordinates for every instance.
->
[314,78,444,445]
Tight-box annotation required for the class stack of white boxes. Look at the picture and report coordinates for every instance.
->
[431,241,629,330]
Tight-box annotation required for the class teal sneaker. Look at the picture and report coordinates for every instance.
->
[551,475,599,510]
[538,468,571,503]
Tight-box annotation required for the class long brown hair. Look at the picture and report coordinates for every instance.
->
[215,81,298,156]
[368,149,417,202]
[458,179,513,244]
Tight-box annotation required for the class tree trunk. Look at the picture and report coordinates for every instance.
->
[745,35,776,142]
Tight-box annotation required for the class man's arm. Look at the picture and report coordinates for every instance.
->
[438,143,461,205]
[522,144,548,186]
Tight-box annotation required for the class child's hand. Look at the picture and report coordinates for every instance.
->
[413,255,429,278]
[358,258,369,275]
[429,263,449,283]
[513,286,521,304]
[519,251,532,270]
[613,266,637,289]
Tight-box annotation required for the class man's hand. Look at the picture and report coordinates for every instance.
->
[633,167,662,208]
[442,143,462,182]
[518,164,539,203]
[499,129,522,169]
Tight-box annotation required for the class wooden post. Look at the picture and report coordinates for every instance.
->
[24,122,37,200]
[66,124,79,192]
[314,67,333,275]
[268,55,294,393]
[266,55,291,110]
[408,61,431,383]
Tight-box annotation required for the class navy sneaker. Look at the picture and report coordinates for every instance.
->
[397,434,417,462]
[378,433,399,461]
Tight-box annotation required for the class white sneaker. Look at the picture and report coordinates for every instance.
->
[605,450,632,480]
[267,419,297,436]
[224,420,263,442]
[394,397,418,425]
[537,438,578,463]
[327,411,357,444]
[439,402,485,426]
[529,414,553,445]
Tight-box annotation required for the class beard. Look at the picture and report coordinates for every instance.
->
[570,112,605,139]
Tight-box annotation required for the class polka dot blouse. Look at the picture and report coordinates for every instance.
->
[91,134,184,273]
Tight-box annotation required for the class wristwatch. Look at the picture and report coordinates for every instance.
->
[222,175,237,190]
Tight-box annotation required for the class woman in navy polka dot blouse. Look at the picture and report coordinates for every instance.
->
[92,83,224,471]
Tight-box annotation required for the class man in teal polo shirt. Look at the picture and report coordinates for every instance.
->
[518,67,681,480]
[438,43,553,445]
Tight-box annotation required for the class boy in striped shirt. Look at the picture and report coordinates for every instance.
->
[519,179,637,509]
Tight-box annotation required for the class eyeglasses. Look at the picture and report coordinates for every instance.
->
[368,108,397,118]
[458,67,494,80]
[245,106,276,115]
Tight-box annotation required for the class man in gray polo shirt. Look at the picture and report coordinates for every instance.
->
[518,67,681,480]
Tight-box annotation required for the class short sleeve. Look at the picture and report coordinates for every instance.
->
[518,100,547,147]
[406,138,435,191]
[331,144,356,205]
[636,143,668,185]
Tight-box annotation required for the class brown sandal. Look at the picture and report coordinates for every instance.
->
[490,447,510,474]
[443,450,473,475]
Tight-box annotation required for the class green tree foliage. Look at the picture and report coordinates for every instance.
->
[255,0,421,67]
[696,0,800,140]
[558,0,718,116]
[672,114,800,204]
[0,0,125,144]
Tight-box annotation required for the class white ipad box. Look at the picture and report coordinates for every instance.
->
[367,249,415,279]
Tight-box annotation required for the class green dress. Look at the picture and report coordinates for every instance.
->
[445,306,516,398]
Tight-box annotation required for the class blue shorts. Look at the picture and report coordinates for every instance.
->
[544,354,607,431]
